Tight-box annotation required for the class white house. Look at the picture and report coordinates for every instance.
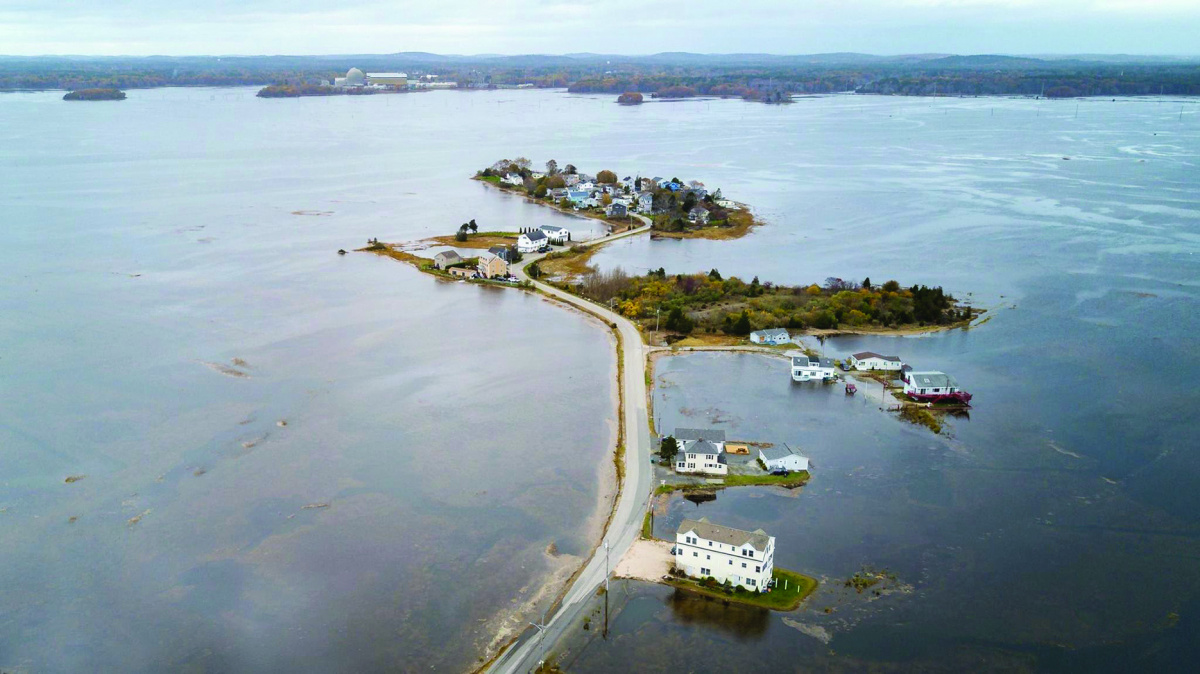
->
[759,445,809,473]
[539,224,570,244]
[850,351,903,371]
[674,517,775,591]
[502,173,524,186]
[637,192,655,213]
[674,438,727,476]
[517,229,548,253]
[903,371,962,399]
[791,356,836,382]
[750,328,790,345]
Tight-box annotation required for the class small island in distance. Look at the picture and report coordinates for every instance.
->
[62,88,126,101]
[617,92,643,105]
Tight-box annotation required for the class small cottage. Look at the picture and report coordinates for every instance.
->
[850,352,903,371]
[433,250,463,269]
[759,445,809,473]
[750,328,790,345]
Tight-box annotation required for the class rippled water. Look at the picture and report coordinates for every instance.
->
[2,88,1198,672]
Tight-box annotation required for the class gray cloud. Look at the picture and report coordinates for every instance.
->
[1,0,1198,55]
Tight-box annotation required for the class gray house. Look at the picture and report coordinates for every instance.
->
[433,250,463,269]
[674,428,727,443]
[606,202,627,218]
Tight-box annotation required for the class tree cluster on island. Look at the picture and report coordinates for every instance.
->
[256,83,380,98]
[62,88,125,101]
[565,269,971,335]
[617,92,643,105]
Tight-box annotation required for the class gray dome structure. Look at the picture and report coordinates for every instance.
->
[345,68,365,85]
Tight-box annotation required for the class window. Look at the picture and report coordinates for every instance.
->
[742,563,747,568]
[728,560,732,565]
[693,552,698,557]
[755,566,761,572]
[748,579,756,587]
[706,555,710,560]
[748,551,754,558]
[708,541,712,547]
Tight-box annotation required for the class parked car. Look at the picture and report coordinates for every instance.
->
[771,469,789,476]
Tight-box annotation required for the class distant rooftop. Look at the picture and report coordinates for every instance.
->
[677,517,770,551]
[674,428,726,442]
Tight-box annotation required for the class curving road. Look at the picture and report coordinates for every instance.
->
[487,218,654,674]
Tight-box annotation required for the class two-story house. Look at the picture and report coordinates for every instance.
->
[674,517,775,591]
[674,438,728,476]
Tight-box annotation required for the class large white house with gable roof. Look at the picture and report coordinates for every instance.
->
[675,517,775,590]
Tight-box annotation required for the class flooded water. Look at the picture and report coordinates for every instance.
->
[2,88,1198,672]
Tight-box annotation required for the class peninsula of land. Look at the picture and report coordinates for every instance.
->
[360,165,980,672]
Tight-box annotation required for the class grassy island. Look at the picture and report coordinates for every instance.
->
[63,88,125,101]
[666,567,817,611]
[475,158,757,240]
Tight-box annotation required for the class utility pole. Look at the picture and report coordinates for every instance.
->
[655,308,661,334]
[530,610,548,664]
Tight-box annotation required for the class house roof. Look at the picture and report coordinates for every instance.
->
[752,328,789,338]
[760,444,803,462]
[478,252,499,264]
[435,250,462,261]
[674,428,726,442]
[682,438,722,455]
[853,351,899,361]
[486,246,510,259]
[539,225,567,233]
[677,517,770,551]
[523,230,547,241]
[907,371,957,388]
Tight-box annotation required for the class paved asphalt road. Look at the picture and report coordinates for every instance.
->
[488,218,654,674]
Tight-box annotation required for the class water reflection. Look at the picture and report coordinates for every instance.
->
[665,588,771,640]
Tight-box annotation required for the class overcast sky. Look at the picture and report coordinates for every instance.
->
[2,0,1198,56]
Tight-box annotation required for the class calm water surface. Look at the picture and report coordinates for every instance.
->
[2,88,1198,672]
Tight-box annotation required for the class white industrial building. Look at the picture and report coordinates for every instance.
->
[674,518,775,591]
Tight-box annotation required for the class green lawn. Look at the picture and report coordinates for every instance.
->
[656,470,810,495]
[722,470,810,488]
[641,511,653,539]
[666,567,818,611]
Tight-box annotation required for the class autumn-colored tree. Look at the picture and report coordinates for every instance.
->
[597,169,617,184]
